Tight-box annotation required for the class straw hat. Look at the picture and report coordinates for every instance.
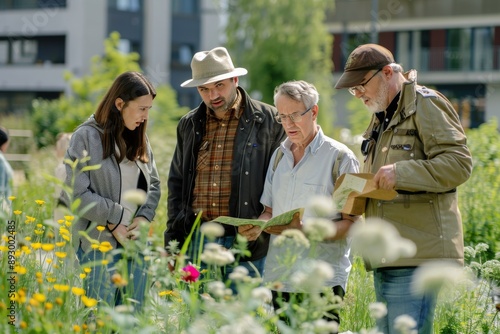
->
[180,47,247,88]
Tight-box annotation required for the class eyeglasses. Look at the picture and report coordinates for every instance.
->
[348,68,382,96]
[276,106,312,124]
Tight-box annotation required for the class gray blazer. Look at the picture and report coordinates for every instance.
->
[63,116,161,253]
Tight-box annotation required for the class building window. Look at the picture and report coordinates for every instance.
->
[447,28,471,71]
[0,35,65,65]
[172,0,197,15]
[108,0,141,12]
[0,0,66,9]
[172,44,194,66]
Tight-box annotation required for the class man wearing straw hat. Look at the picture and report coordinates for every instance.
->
[165,47,286,279]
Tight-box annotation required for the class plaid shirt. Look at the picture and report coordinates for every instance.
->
[192,91,243,221]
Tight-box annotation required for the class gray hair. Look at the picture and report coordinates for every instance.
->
[273,80,319,109]
[388,63,404,73]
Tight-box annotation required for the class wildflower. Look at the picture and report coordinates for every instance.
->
[33,293,46,303]
[251,287,272,303]
[96,226,105,232]
[181,264,200,283]
[55,297,63,305]
[273,229,310,248]
[101,259,109,265]
[228,266,249,282]
[200,222,225,240]
[35,200,45,206]
[25,215,36,223]
[158,290,174,297]
[71,287,85,296]
[411,261,467,295]
[350,218,416,266]
[8,195,16,201]
[307,195,337,218]
[20,321,27,329]
[73,324,81,332]
[98,241,113,253]
[291,259,334,293]
[90,243,99,249]
[300,318,339,334]
[218,315,266,334]
[0,245,7,252]
[369,302,388,319]
[81,296,98,308]
[13,210,22,215]
[61,234,70,242]
[123,189,147,205]
[207,281,230,298]
[56,241,66,247]
[55,252,67,259]
[14,266,27,274]
[200,243,235,266]
[29,298,40,307]
[302,217,336,242]
[111,273,128,287]
[45,302,53,310]
[41,244,55,251]
[80,273,86,279]
[475,243,489,254]
[481,259,500,283]
[64,215,74,221]
[54,284,70,292]
[83,267,92,273]
[393,314,417,334]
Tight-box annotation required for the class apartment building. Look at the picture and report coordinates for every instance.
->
[0,0,222,118]
[328,0,500,129]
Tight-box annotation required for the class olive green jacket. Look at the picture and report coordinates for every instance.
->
[362,70,473,269]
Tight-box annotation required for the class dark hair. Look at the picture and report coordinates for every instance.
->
[94,71,156,163]
[0,127,9,147]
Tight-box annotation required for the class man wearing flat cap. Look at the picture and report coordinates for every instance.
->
[165,47,286,281]
[335,44,472,333]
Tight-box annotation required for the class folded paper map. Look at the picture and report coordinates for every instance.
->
[333,173,397,215]
[211,207,304,230]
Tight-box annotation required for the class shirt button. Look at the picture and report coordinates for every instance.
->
[212,203,216,207]
[217,144,221,148]
[213,183,217,187]
[245,171,249,175]
[215,165,219,170]
[244,202,248,205]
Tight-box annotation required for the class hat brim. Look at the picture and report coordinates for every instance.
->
[334,70,371,89]
[181,68,248,88]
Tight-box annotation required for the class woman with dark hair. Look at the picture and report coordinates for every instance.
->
[62,71,161,310]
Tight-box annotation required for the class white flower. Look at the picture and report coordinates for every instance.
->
[302,217,336,242]
[393,314,417,334]
[207,281,228,298]
[200,242,235,266]
[291,259,334,293]
[307,195,336,218]
[412,261,468,295]
[368,302,387,319]
[123,189,147,205]
[273,229,310,249]
[349,218,416,266]
[228,266,249,282]
[218,315,266,334]
[251,286,272,303]
[201,221,225,240]
[300,318,339,333]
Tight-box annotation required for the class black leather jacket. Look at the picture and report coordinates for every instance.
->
[165,87,287,261]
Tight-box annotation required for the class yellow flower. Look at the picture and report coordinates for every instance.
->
[57,219,65,224]
[21,246,31,254]
[46,258,53,264]
[55,252,67,259]
[55,297,63,305]
[14,266,27,274]
[59,227,70,235]
[96,226,105,232]
[98,241,113,253]
[45,302,53,311]
[8,196,16,201]
[33,293,46,303]
[111,273,128,287]
[81,296,98,308]
[20,321,27,329]
[35,200,46,206]
[34,230,44,235]
[53,284,70,292]
[0,246,8,252]
[90,244,99,249]
[41,244,55,251]
[36,272,42,279]
[83,267,92,273]
[64,215,74,221]
[101,259,109,265]
[158,290,174,297]
[80,273,86,279]
[71,287,85,296]
[2,235,8,242]
[56,241,66,247]
[29,298,40,307]
[46,231,55,239]
[36,223,43,228]
[61,235,70,241]
[24,236,31,241]
[13,210,22,215]
[73,324,81,332]
[46,277,56,283]
[25,216,36,223]
[31,242,42,250]
[65,221,71,227]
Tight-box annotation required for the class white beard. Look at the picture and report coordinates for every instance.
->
[366,82,389,113]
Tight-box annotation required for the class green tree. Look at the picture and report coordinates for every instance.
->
[32,32,187,148]
[225,0,335,133]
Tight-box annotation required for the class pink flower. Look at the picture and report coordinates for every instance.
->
[181,264,200,283]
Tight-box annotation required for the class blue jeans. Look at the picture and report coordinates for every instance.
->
[76,246,148,311]
[373,267,438,334]
[189,233,266,281]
